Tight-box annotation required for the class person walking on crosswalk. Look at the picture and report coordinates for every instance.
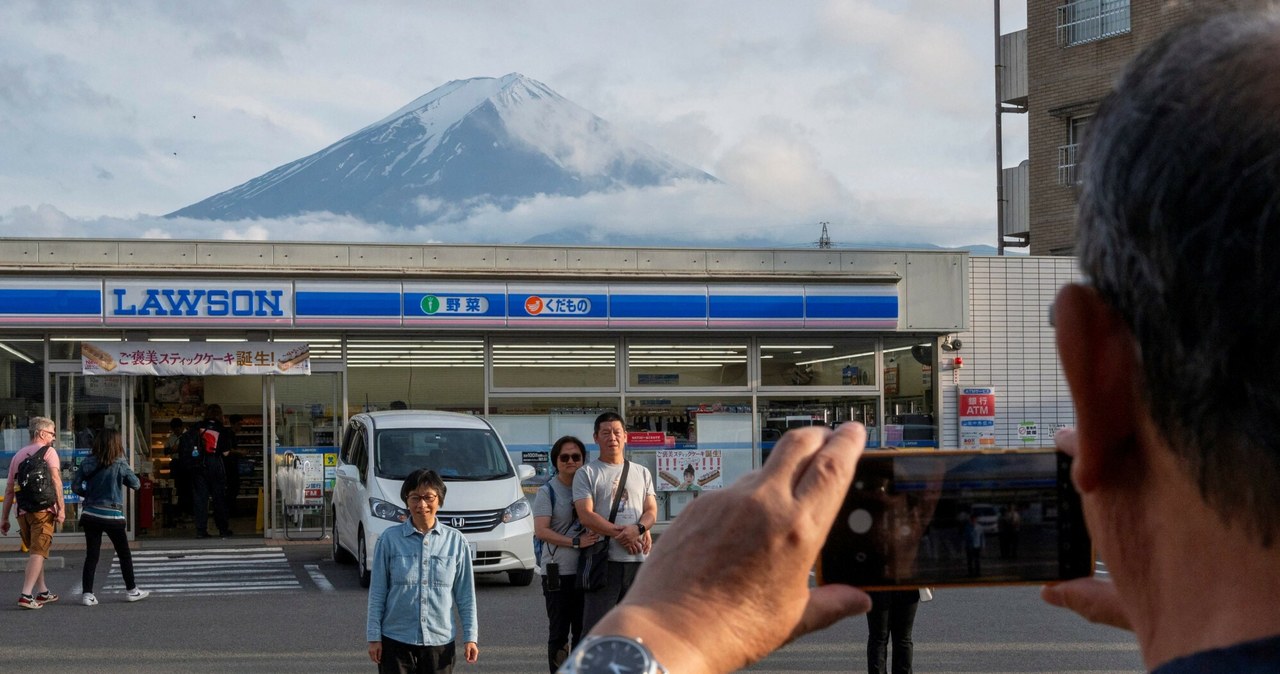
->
[73,428,149,606]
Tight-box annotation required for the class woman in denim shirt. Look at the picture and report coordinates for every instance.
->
[73,429,149,606]
[367,469,478,673]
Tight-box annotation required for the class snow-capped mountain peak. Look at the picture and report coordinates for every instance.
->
[169,73,715,226]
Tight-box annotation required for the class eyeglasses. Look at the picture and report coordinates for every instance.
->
[557,453,584,463]
[406,493,440,506]
[38,429,54,438]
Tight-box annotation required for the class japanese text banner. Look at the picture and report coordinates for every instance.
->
[82,341,310,376]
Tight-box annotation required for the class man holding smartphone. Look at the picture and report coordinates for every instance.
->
[554,7,1280,674]
[1037,6,1280,672]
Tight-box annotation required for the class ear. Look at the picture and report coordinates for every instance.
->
[1053,283,1144,493]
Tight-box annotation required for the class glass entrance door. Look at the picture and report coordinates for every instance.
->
[269,370,343,538]
[50,371,141,537]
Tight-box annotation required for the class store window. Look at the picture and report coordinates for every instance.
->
[491,337,618,390]
[487,397,619,480]
[759,396,881,455]
[346,336,484,413]
[627,396,752,519]
[882,336,938,448]
[0,337,44,453]
[626,340,748,388]
[759,337,877,387]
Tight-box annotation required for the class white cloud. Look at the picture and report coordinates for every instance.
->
[0,0,1020,249]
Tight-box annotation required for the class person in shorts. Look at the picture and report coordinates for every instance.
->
[1,416,65,609]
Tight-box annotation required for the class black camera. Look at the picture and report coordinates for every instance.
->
[545,562,560,591]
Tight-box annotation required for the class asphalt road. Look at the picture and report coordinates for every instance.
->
[0,541,1142,673]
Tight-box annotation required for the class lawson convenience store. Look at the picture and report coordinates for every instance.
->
[0,239,967,540]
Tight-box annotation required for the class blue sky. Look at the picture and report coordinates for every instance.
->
[0,1,1028,249]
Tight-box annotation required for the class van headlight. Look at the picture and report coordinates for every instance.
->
[370,498,408,523]
[502,498,531,523]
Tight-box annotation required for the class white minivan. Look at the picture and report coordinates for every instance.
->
[332,410,537,587]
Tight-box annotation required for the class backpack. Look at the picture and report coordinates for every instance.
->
[13,445,58,512]
[533,481,558,568]
[181,424,220,458]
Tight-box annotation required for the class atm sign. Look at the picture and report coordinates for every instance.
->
[961,394,995,416]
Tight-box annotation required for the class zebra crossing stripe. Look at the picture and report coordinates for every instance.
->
[105,547,302,596]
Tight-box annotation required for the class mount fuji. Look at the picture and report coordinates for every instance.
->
[168,73,717,227]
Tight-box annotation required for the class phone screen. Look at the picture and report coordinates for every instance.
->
[817,449,1092,589]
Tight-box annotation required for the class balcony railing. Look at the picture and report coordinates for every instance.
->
[1058,144,1080,186]
[1057,0,1131,47]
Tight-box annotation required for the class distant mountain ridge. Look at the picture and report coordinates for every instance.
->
[169,73,717,226]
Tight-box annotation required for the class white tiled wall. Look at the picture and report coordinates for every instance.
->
[940,256,1081,448]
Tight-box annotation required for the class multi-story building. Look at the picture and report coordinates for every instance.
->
[1004,0,1197,255]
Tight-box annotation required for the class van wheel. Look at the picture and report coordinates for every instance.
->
[332,513,354,564]
[358,529,372,588]
[508,569,535,586]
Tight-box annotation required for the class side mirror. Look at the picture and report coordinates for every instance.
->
[335,464,358,481]
[517,464,536,480]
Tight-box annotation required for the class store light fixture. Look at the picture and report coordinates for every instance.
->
[796,344,923,366]
[0,341,35,364]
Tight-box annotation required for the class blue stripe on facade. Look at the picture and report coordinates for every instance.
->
[295,292,400,317]
[709,294,803,319]
[805,295,898,319]
[0,289,100,315]
[609,294,706,318]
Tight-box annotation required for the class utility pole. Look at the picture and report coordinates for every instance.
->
[818,222,832,249]
[996,0,1005,256]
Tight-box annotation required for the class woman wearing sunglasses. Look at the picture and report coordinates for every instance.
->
[533,436,601,672]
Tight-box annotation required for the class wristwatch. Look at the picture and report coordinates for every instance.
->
[558,635,668,674]
[635,522,647,537]
[572,536,581,549]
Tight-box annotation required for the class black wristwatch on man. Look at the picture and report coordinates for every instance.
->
[635,522,647,537]
[572,536,581,549]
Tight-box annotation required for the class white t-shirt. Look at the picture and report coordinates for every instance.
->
[572,459,655,563]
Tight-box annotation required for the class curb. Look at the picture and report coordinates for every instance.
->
[0,556,65,572]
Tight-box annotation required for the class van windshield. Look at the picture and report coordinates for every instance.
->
[373,428,514,481]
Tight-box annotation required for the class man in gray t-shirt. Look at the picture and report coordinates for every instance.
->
[573,412,657,634]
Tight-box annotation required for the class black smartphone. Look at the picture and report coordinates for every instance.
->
[817,449,1092,589]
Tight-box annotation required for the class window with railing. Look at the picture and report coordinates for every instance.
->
[1057,0,1130,46]
[1057,115,1091,186]
[1058,144,1079,185]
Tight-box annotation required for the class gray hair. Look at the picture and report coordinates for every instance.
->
[1076,5,1280,545]
[28,416,54,441]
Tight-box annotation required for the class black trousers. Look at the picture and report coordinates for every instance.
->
[966,545,982,576]
[80,516,136,594]
[380,637,455,674]
[866,590,920,674]
[543,574,586,672]
[192,458,231,535]
[172,469,193,518]
[581,561,641,635]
